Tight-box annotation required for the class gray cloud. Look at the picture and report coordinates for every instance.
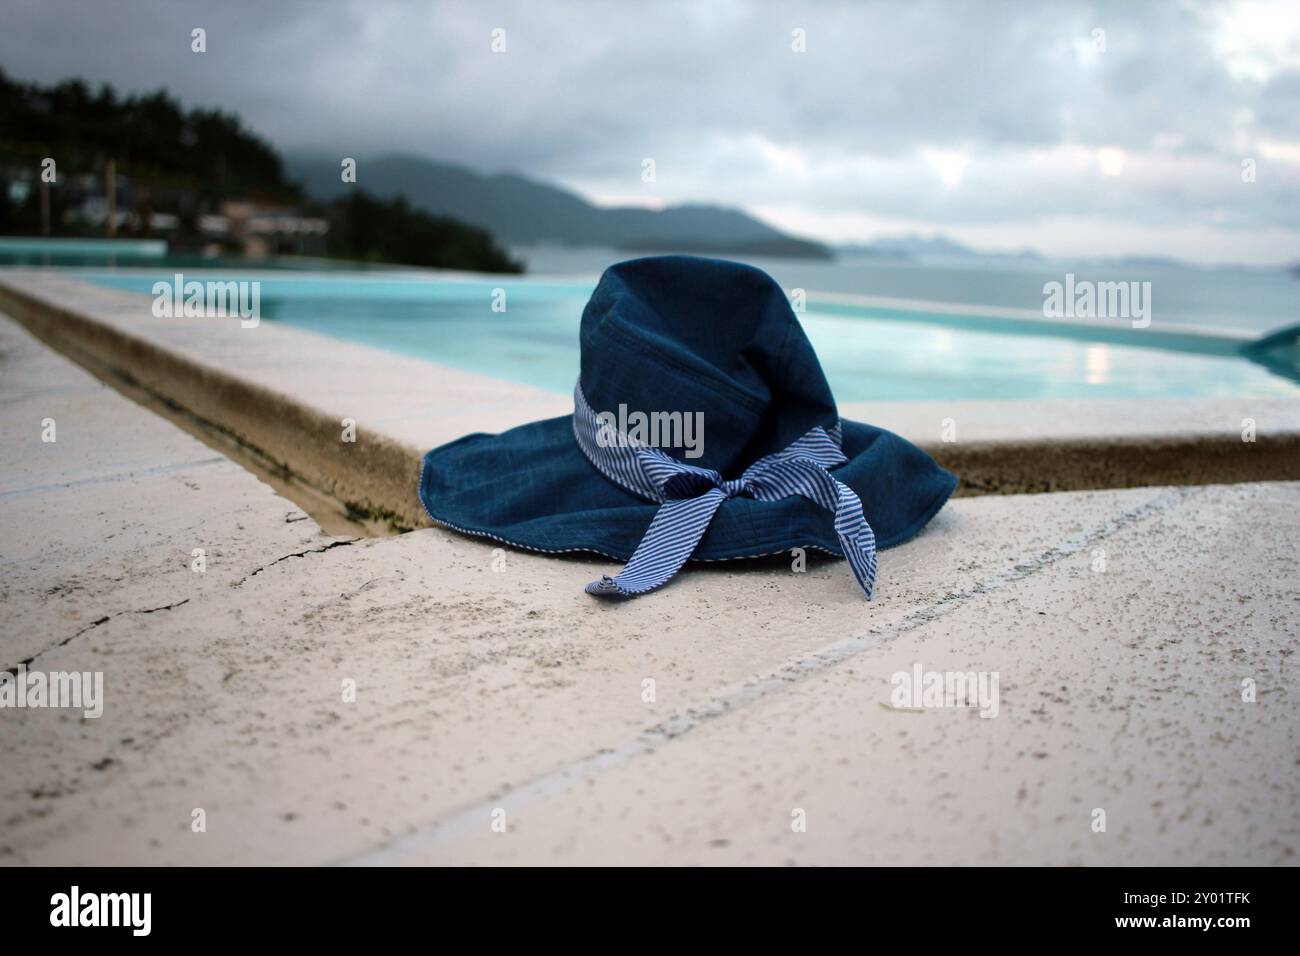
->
[2,0,1298,260]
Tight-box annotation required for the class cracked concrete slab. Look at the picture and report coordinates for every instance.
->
[0,313,350,667]
[0,309,1295,866]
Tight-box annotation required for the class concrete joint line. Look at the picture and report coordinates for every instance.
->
[0,457,227,501]
[338,486,1191,865]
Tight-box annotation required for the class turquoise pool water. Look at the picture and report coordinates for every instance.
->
[78,272,1300,402]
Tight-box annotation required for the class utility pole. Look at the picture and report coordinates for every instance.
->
[106,158,117,238]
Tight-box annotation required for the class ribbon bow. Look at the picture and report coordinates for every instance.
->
[573,384,877,600]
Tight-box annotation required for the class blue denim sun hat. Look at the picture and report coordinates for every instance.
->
[420,255,957,600]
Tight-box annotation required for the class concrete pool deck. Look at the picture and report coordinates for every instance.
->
[1,286,1296,866]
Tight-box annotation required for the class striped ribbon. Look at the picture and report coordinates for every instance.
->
[573,383,877,599]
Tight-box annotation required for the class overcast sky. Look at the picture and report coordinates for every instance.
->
[3,0,1299,263]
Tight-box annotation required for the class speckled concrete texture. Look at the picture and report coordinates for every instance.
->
[1,312,1295,866]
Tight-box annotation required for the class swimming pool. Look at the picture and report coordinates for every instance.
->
[78,271,1300,402]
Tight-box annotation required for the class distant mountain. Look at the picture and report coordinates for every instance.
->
[840,235,1300,273]
[289,154,832,259]
[839,234,1043,260]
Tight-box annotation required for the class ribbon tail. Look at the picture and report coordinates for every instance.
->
[831,477,878,600]
[586,489,728,598]
[752,458,878,601]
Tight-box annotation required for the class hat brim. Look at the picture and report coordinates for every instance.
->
[419,415,956,562]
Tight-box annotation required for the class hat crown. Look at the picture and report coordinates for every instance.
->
[578,256,838,476]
